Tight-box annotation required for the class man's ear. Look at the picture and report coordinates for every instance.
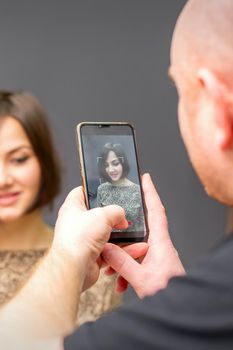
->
[197,68,233,150]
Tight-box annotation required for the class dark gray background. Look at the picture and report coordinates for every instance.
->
[0,0,226,267]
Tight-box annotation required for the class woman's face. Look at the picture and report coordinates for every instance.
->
[0,117,41,222]
[105,150,123,182]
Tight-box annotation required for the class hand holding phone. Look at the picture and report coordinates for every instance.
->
[76,122,148,243]
[102,173,185,298]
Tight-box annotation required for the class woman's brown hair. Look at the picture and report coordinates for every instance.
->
[0,90,61,209]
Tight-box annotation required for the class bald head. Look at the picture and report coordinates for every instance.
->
[171,0,233,85]
[169,0,233,206]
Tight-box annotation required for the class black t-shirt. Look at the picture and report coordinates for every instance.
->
[64,234,233,350]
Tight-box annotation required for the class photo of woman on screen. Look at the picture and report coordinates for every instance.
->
[97,143,144,232]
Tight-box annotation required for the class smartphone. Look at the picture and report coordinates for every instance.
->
[76,122,148,243]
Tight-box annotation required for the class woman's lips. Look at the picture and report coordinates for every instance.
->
[0,192,21,206]
[110,173,119,178]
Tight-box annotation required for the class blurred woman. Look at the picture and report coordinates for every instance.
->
[97,143,144,232]
[0,91,121,324]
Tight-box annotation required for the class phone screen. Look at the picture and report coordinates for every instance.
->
[77,123,148,243]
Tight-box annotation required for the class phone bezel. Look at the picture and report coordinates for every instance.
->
[76,121,148,243]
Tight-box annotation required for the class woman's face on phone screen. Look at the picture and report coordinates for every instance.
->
[0,116,41,222]
[105,151,123,182]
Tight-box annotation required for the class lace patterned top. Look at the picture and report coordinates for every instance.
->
[0,249,122,326]
[97,182,145,232]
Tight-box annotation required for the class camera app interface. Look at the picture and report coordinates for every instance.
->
[81,127,146,237]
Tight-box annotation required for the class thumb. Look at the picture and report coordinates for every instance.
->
[58,186,87,215]
[100,205,128,230]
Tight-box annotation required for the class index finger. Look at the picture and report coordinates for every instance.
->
[142,173,169,244]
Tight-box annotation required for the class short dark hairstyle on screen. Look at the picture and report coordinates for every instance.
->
[0,90,61,209]
[97,143,130,182]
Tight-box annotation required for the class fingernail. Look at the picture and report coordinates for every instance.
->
[144,172,151,179]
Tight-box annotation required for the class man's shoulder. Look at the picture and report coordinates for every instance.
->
[185,234,233,288]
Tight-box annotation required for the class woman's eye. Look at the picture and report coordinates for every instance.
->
[11,156,29,164]
[112,161,120,166]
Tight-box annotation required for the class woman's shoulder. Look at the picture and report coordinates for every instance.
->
[97,182,111,191]
[127,182,141,199]
[128,181,140,190]
[0,248,46,305]
[131,181,140,188]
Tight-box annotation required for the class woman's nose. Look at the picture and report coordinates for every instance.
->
[109,164,115,172]
[0,165,13,187]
